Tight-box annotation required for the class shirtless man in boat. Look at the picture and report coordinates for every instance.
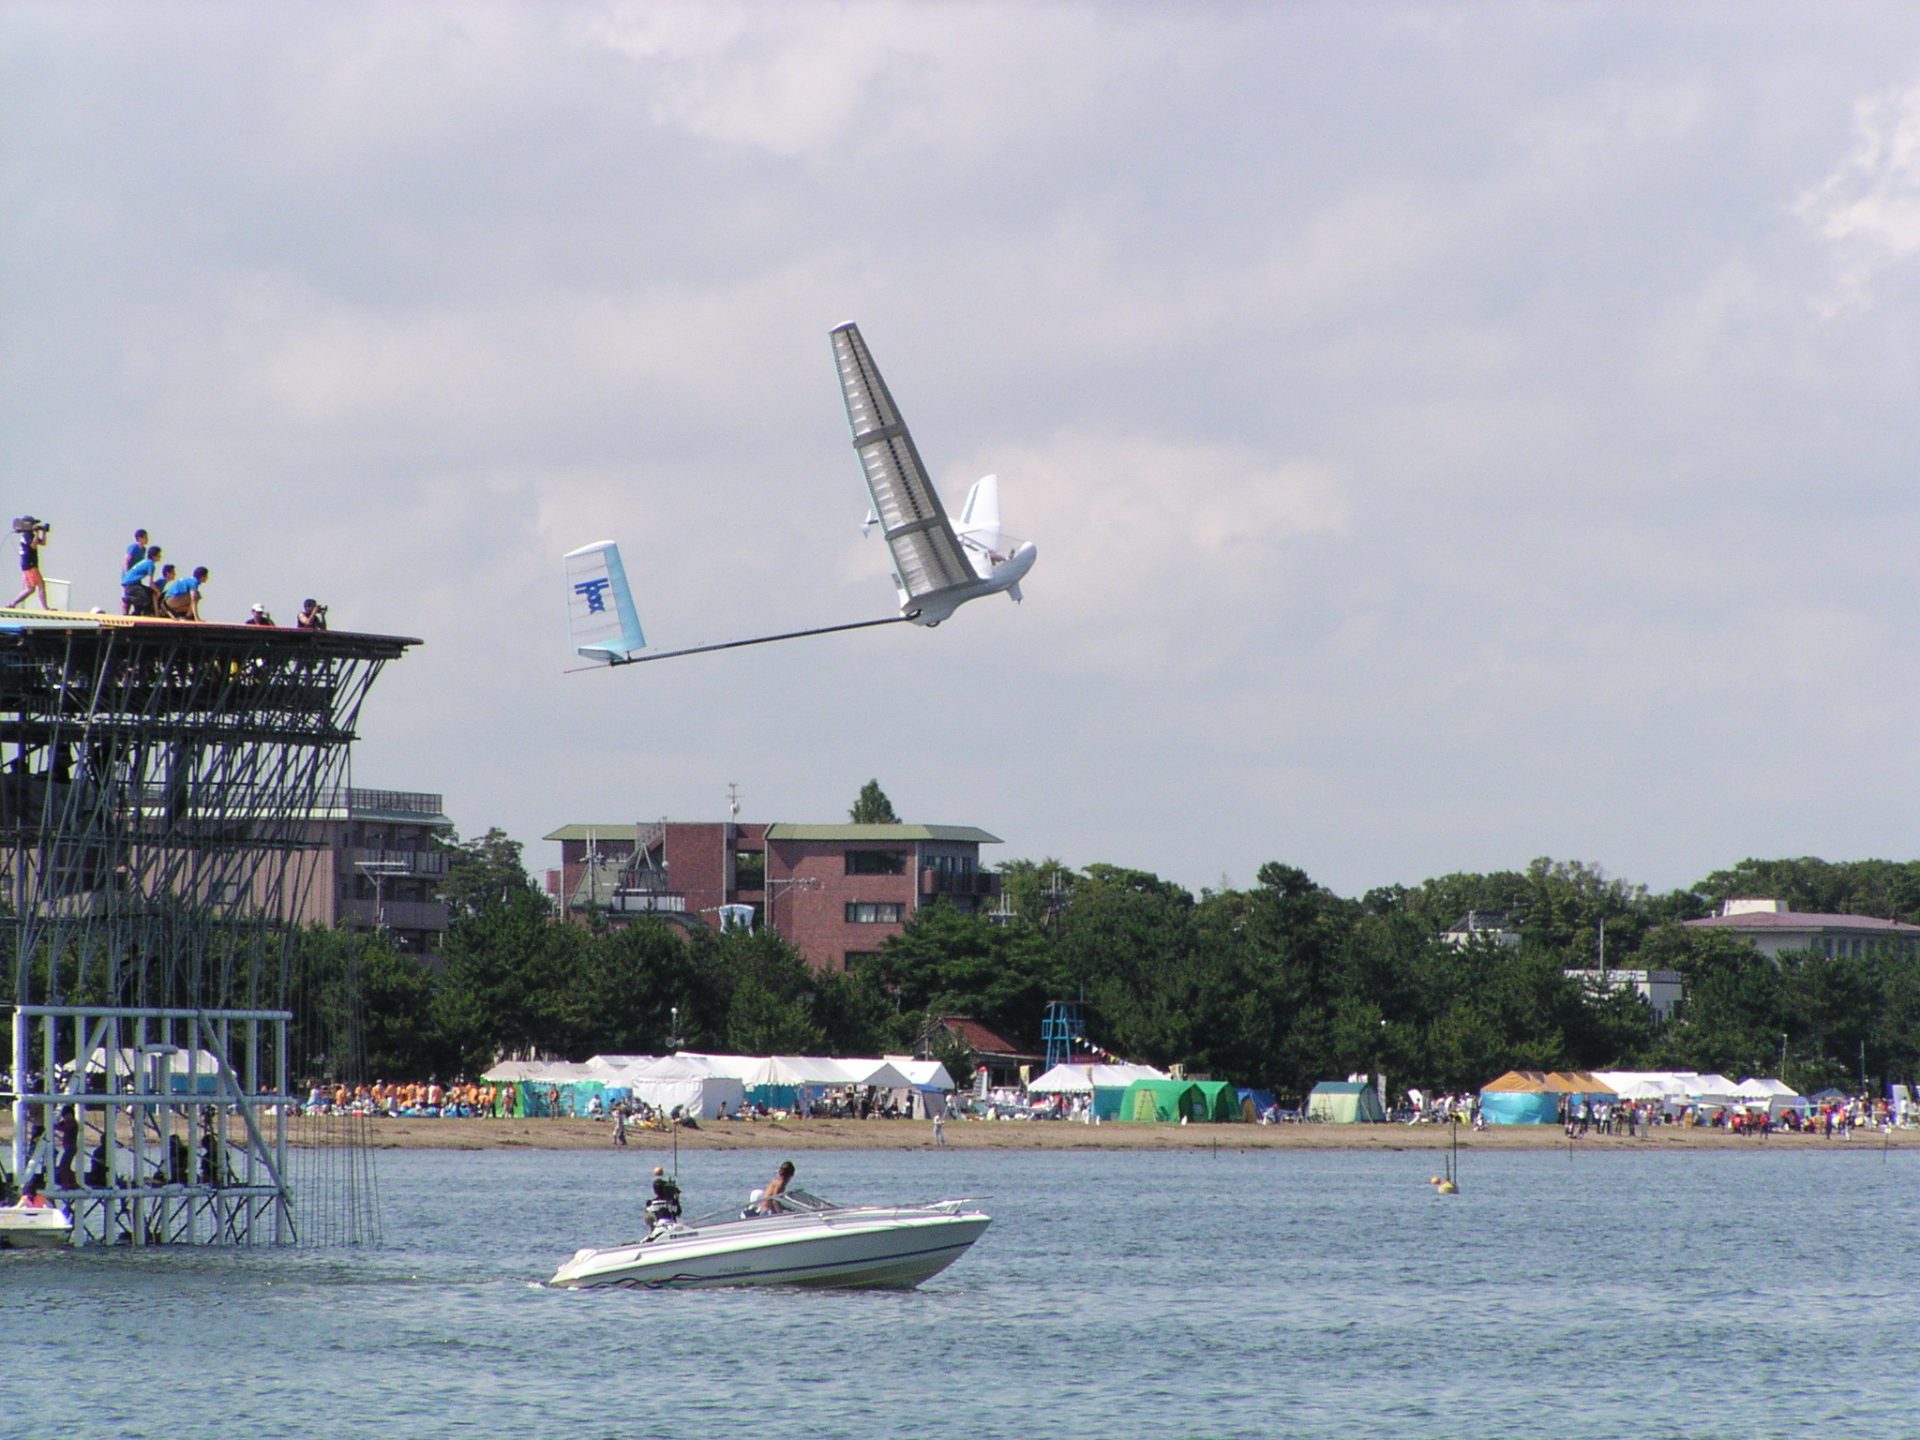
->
[755,1160,795,1213]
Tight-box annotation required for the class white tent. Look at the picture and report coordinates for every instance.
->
[480,1059,548,1083]
[746,1056,856,1088]
[838,1058,915,1091]
[678,1053,762,1082]
[1735,1077,1808,1116]
[620,1054,745,1120]
[884,1057,957,1091]
[1682,1073,1742,1107]
[87,1046,234,1094]
[1590,1071,1694,1107]
[1027,1062,1166,1094]
[586,1054,656,1077]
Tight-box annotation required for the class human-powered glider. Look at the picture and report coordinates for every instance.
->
[564,322,1036,667]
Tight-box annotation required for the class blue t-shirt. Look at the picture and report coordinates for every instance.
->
[125,542,145,570]
[122,559,155,586]
[164,576,200,598]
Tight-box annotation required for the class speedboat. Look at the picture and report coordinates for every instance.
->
[548,1188,989,1290]
[0,1205,72,1250]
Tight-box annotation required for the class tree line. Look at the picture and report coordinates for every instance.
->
[299,833,1920,1101]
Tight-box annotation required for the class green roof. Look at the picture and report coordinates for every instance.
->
[544,824,637,842]
[764,823,1001,844]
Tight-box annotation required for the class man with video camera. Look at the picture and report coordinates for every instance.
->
[296,598,328,631]
[10,516,50,609]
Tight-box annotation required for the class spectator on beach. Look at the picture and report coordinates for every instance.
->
[122,546,162,615]
[162,566,208,621]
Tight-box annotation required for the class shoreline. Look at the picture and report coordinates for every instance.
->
[260,1117,1920,1153]
[7,1114,1911,1153]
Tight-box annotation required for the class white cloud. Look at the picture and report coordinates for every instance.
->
[17,5,1920,898]
[1799,79,1920,311]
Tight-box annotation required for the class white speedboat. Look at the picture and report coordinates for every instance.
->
[548,1189,989,1290]
[0,1205,73,1250]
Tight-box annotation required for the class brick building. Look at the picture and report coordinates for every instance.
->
[266,788,454,958]
[544,819,1002,970]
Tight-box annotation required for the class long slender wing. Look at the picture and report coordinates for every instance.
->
[830,323,976,604]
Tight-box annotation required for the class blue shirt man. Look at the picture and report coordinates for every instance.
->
[162,566,208,620]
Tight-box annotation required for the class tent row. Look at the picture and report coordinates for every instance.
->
[479,1052,958,1119]
[1027,1063,1261,1122]
[1476,1069,1809,1124]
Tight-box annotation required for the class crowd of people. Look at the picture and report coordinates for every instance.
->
[302,1080,503,1118]
[0,521,330,627]
[112,527,328,627]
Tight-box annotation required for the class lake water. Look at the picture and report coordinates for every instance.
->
[4,1143,1916,1438]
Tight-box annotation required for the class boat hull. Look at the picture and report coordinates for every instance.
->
[0,1209,73,1250]
[549,1207,989,1291]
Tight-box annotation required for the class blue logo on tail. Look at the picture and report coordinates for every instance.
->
[574,578,612,614]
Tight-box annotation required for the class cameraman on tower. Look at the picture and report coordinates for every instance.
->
[10,517,50,609]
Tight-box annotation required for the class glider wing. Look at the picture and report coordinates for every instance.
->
[830,322,976,611]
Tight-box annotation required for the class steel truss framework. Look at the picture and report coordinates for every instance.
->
[1,616,414,1246]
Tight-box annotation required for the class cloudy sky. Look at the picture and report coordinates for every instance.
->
[10,2,1920,898]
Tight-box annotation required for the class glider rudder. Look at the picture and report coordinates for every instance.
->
[563,541,646,663]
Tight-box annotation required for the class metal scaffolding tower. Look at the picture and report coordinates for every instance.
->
[1041,1000,1083,1073]
[1,614,415,1246]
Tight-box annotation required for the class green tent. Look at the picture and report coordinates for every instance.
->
[1192,1080,1243,1122]
[1120,1078,1207,1123]
[1306,1080,1386,1123]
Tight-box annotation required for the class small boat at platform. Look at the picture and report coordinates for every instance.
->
[548,1189,989,1290]
[0,1205,73,1250]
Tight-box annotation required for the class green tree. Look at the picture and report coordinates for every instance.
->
[996,857,1076,925]
[437,827,540,919]
[849,780,900,824]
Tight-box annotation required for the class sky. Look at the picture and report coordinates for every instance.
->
[10,2,1920,899]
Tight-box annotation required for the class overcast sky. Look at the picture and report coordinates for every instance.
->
[11,2,1920,898]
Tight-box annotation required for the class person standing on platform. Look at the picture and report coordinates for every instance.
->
[10,518,50,609]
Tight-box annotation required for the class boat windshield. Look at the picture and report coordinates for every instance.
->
[669,1187,841,1231]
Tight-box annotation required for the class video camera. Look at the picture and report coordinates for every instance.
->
[11,516,48,537]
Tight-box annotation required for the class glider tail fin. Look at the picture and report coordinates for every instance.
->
[564,541,646,663]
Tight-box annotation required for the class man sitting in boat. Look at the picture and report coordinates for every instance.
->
[645,1166,682,1236]
[752,1160,796,1214]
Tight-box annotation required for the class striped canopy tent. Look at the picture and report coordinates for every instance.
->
[1028,1061,1167,1121]
[1476,1070,1614,1124]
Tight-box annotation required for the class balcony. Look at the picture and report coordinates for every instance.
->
[337,897,449,932]
[921,869,1001,898]
[609,889,687,915]
[348,789,446,818]
[347,846,449,877]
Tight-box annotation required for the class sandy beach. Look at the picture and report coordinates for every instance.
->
[257,1116,1920,1154]
[8,1112,1912,1154]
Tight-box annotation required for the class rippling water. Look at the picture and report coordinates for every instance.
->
[5,1143,1916,1438]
